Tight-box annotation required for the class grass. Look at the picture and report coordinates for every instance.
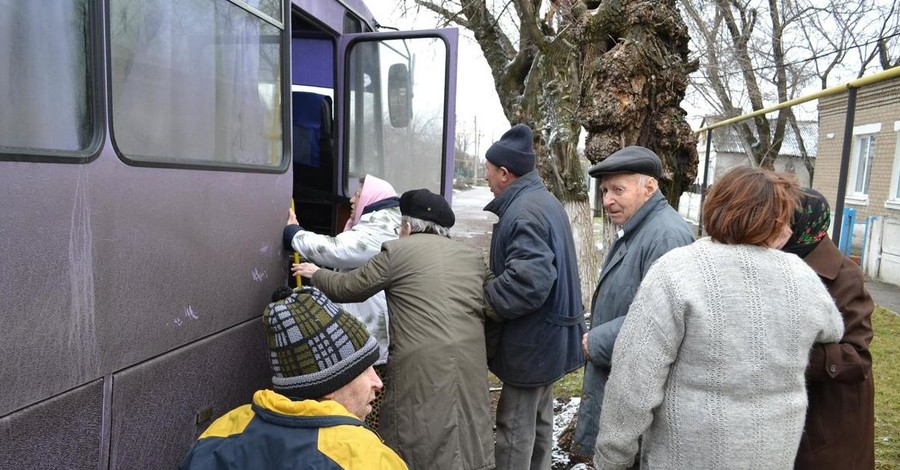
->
[873,306,900,469]
[542,306,900,469]
[553,367,584,400]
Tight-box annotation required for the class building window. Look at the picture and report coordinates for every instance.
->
[846,123,881,204]
[852,135,876,194]
[887,121,900,211]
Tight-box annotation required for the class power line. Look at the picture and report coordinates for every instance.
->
[690,30,900,82]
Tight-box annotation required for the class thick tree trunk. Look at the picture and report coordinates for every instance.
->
[577,0,699,207]
[415,0,698,309]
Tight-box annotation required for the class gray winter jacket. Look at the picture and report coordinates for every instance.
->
[572,190,694,455]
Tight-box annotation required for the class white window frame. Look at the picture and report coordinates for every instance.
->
[846,123,881,205]
[886,121,900,211]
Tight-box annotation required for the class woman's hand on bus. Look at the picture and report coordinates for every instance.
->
[293,262,319,278]
[287,208,299,226]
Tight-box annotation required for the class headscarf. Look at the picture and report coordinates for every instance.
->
[343,174,397,232]
[782,187,830,258]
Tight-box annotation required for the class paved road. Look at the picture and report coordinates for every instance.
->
[867,279,900,314]
[451,185,496,259]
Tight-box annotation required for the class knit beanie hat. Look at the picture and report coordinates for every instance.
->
[263,286,379,400]
[485,124,536,176]
[400,188,455,228]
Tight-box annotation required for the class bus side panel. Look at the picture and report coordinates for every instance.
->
[0,155,291,419]
[108,318,269,470]
[0,379,103,470]
[0,162,104,417]
[88,161,291,370]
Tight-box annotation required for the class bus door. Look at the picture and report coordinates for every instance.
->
[289,24,457,236]
[338,29,459,206]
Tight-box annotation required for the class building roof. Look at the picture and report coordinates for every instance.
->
[700,117,818,158]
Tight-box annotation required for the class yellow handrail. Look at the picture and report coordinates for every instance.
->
[291,199,302,287]
[696,66,900,133]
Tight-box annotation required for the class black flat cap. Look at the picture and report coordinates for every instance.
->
[400,188,455,228]
[588,146,662,179]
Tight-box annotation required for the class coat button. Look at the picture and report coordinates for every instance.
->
[829,364,837,374]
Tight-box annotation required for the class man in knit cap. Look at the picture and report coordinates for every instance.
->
[482,124,586,470]
[571,146,694,461]
[179,287,407,470]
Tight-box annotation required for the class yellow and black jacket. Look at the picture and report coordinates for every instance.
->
[179,389,407,469]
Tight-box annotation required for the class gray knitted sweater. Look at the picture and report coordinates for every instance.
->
[594,238,844,469]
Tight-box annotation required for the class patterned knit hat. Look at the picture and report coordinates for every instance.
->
[263,286,379,399]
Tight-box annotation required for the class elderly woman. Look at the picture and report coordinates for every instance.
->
[783,188,875,469]
[593,167,844,470]
[294,189,494,470]
[284,174,399,368]
[284,174,399,430]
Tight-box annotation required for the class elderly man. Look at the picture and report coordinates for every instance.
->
[482,124,586,470]
[294,188,494,470]
[179,286,407,470]
[572,146,694,459]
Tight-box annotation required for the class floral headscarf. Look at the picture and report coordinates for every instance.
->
[343,174,397,232]
[782,187,830,258]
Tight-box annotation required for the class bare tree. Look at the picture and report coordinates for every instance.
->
[402,0,699,306]
[682,0,792,169]
[793,0,899,88]
[683,0,900,181]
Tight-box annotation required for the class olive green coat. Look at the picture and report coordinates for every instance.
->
[312,233,494,470]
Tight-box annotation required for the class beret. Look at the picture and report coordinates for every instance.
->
[588,146,662,179]
[399,188,455,228]
[485,124,536,177]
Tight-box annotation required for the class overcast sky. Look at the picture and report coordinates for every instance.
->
[366,2,892,149]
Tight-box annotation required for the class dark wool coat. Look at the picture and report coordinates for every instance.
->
[483,171,586,387]
[794,236,875,469]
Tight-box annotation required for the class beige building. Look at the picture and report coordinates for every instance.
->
[815,76,900,285]
[816,76,900,219]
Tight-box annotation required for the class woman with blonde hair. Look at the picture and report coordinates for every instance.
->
[594,166,844,470]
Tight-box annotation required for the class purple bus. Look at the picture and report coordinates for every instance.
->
[0,1,457,468]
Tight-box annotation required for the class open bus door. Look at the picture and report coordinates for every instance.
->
[336,29,458,211]
[290,28,458,236]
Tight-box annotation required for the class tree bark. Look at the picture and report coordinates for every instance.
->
[413,0,699,308]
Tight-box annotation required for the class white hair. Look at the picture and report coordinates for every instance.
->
[402,215,451,238]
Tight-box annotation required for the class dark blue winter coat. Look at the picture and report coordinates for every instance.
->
[483,171,586,387]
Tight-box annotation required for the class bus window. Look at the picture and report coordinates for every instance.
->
[345,36,449,195]
[109,0,285,169]
[0,1,96,156]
